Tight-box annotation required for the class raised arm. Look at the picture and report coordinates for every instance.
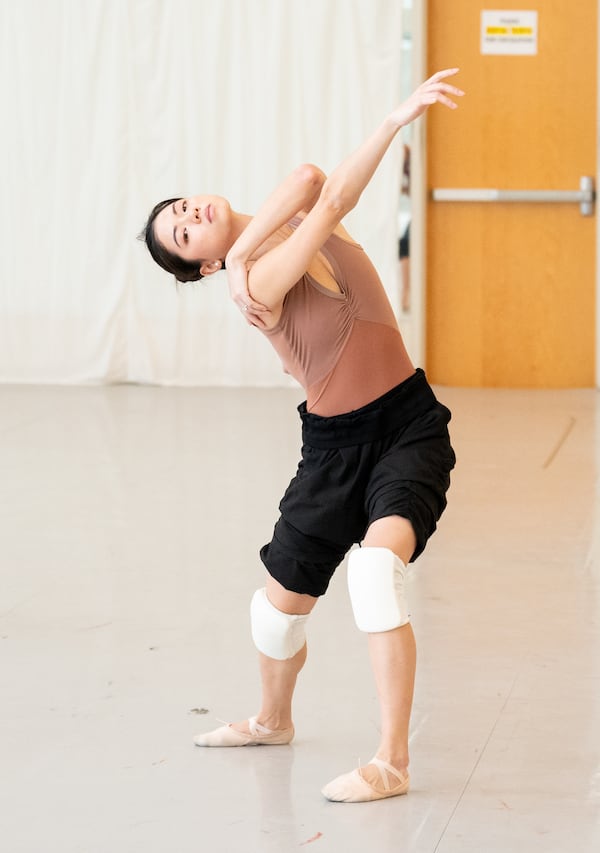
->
[225,164,325,319]
[244,69,463,312]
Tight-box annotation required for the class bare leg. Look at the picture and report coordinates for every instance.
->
[358,516,417,788]
[231,575,318,735]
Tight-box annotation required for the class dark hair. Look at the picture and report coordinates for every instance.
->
[138,197,204,283]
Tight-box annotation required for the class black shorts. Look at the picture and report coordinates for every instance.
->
[260,369,456,597]
[399,223,410,259]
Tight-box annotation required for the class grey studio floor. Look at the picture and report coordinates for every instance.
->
[1,379,600,853]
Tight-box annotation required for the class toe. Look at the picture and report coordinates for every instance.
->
[322,770,371,803]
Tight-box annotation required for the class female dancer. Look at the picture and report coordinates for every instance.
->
[141,69,462,802]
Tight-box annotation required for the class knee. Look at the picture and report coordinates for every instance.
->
[362,516,417,566]
[250,588,311,660]
[265,575,318,615]
[347,547,410,632]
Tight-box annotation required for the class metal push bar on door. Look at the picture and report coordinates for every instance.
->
[432,175,595,216]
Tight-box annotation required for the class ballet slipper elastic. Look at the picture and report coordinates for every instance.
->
[193,716,294,747]
[321,756,410,803]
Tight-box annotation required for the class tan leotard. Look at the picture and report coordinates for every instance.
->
[260,220,415,416]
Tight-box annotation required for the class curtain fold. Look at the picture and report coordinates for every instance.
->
[0,0,404,386]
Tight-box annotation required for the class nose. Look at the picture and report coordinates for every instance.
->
[189,206,201,223]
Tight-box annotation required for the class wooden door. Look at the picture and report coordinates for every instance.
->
[426,0,597,387]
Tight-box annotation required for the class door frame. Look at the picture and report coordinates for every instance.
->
[408,0,427,371]
[413,1,599,387]
[597,3,599,388]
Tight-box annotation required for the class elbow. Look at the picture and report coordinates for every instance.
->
[319,180,357,218]
[294,163,326,192]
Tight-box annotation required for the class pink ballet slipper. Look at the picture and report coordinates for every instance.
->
[321,756,410,803]
[193,715,294,747]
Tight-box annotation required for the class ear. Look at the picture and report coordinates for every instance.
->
[199,259,223,277]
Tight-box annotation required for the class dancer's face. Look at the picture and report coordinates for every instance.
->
[153,194,232,272]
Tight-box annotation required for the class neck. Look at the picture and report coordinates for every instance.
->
[229,210,252,247]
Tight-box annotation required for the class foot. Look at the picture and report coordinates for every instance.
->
[193,716,294,747]
[321,756,409,803]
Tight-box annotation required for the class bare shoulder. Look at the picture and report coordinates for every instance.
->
[332,220,356,244]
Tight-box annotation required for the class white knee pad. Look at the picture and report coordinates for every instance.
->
[250,588,310,660]
[347,547,410,632]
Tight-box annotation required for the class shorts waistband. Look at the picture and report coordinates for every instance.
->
[298,368,437,449]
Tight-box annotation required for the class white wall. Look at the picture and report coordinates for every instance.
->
[0,0,405,386]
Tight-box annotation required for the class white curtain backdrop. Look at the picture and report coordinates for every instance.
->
[0,0,405,386]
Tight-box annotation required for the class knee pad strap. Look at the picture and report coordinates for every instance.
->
[347,547,410,632]
[250,588,309,660]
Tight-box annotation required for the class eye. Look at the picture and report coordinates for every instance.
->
[182,200,187,213]
[183,228,188,243]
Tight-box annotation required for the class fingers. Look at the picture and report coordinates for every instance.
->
[237,299,269,314]
[246,312,267,329]
[238,302,255,326]
[436,94,459,110]
[235,297,270,328]
[427,67,460,83]
[429,88,465,110]
[421,77,465,110]
[226,263,269,317]
[239,306,267,328]
[436,83,465,97]
[423,80,465,98]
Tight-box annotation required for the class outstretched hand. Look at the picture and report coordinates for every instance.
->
[391,68,464,127]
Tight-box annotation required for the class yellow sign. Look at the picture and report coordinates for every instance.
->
[481,10,538,55]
